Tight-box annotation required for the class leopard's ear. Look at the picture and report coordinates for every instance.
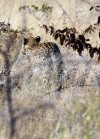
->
[35,36,41,43]
[23,38,28,45]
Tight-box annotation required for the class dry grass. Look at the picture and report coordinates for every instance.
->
[0,38,100,139]
[1,87,100,139]
[0,16,100,139]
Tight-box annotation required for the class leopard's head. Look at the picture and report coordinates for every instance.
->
[23,36,41,48]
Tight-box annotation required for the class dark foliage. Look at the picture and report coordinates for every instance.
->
[43,24,100,61]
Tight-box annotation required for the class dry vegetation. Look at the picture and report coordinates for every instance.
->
[0,1,100,139]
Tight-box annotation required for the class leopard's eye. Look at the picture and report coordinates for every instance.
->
[35,36,41,43]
